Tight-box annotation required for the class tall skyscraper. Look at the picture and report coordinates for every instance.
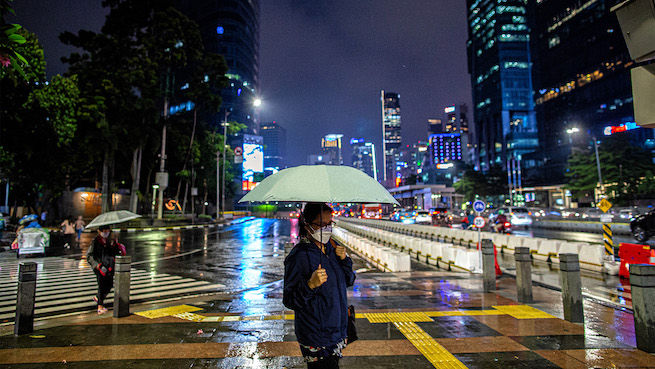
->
[350,138,376,179]
[321,134,344,165]
[179,0,260,134]
[523,0,646,185]
[428,118,443,135]
[260,121,287,171]
[466,0,538,170]
[179,0,260,200]
[381,91,402,186]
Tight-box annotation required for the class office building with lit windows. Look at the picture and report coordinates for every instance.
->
[466,0,538,171]
[321,134,344,165]
[350,138,377,179]
[381,91,402,186]
[522,0,651,185]
[260,121,287,171]
[179,0,260,135]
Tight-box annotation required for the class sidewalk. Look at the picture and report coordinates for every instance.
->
[1,268,652,368]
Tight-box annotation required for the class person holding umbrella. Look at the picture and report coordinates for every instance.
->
[283,202,355,368]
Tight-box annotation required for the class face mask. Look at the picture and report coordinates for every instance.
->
[101,231,110,239]
[309,225,331,244]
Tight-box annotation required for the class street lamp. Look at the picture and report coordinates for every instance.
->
[566,127,603,200]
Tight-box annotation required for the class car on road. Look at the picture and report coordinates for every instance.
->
[414,210,432,224]
[399,210,416,224]
[491,207,533,228]
[289,210,300,219]
[630,209,655,242]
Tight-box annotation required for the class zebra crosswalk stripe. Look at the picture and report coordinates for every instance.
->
[0,256,225,322]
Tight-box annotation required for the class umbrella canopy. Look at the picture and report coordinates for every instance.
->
[239,165,400,206]
[19,214,38,225]
[86,210,142,229]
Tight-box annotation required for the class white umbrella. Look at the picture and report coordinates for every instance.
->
[238,165,400,205]
[86,210,142,229]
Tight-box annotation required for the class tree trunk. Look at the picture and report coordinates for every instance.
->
[130,146,143,213]
[101,150,110,213]
[182,181,189,214]
[202,178,208,215]
[175,109,197,204]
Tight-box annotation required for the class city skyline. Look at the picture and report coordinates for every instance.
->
[12,0,472,170]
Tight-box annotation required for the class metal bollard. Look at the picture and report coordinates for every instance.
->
[629,264,655,353]
[113,256,131,318]
[481,239,496,292]
[559,253,584,323]
[514,247,533,303]
[14,262,37,335]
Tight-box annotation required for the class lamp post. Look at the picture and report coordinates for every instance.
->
[566,127,603,200]
[218,110,230,220]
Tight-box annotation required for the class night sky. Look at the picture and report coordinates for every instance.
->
[12,0,472,169]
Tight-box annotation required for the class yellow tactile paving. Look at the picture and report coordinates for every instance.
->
[425,310,504,317]
[134,305,203,319]
[394,321,468,368]
[173,312,206,322]
[492,305,555,319]
[365,312,433,323]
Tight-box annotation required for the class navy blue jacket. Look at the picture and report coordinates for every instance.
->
[283,239,355,347]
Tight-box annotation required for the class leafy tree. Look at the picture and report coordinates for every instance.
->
[0,29,82,214]
[565,135,655,203]
[454,164,509,202]
[0,0,30,80]
[61,0,228,214]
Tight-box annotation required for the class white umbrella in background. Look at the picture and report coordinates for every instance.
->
[86,210,142,229]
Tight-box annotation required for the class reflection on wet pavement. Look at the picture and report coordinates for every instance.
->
[0,219,653,368]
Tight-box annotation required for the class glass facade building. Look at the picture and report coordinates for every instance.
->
[466,0,538,171]
[350,138,376,179]
[524,0,641,184]
[179,0,260,135]
[381,91,402,185]
[321,134,344,165]
[260,121,287,171]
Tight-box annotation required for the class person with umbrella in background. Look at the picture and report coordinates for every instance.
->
[283,202,355,368]
[86,224,126,314]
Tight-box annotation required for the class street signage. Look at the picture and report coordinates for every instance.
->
[473,200,486,213]
[598,198,612,213]
[234,147,243,156]
[474,216,486,228]
[600,214,612,223]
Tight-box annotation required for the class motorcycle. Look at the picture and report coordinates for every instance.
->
[494,221,512,234]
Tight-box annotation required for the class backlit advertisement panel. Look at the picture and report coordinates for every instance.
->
[242,134,264,191]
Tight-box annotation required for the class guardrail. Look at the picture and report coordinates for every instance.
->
[338,218,612,274]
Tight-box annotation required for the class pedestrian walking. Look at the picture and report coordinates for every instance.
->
[86,225,126,314]
[74,215,85,245]
[283,202,356,368]
[40,210,47,226]
[60,216,75,248]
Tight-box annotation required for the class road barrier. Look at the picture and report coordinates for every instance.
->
[560,253,584,323]
[339,218,617,274]
[332,227,410,272]
[629,264,655,353]
[533,219,631,235]
[514,247,533,303]
[14,262,37,335]
[481,239,496,292]
[114,256,131,318]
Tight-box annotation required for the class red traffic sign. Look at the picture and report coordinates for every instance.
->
[473,216,486,228]
[234,147,243,156]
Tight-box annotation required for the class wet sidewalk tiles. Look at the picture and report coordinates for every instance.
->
[1,271,654,368]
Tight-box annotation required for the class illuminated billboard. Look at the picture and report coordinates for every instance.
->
[242,134,264,191]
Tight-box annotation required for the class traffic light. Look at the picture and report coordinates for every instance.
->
[612,0,655,128]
